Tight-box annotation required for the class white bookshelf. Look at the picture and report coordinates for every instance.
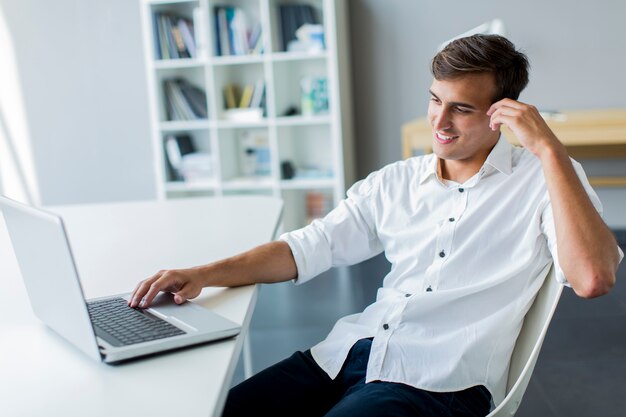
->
[140,0,354,231]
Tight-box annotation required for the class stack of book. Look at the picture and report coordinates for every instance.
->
[163,78,208,121]
[153,12,196,59]
[214,6,263,56]
[222,79,266,121]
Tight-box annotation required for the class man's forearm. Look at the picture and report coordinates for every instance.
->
[539,144,619,298]
[129,241,298,308]
[196,240,298,287]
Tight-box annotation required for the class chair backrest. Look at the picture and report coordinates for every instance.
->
[486,265,563,417]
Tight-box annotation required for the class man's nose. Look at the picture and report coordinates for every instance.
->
[432,108,452,131]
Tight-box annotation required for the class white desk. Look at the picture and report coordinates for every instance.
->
[0,196,283,417]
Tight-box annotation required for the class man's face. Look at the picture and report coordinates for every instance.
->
[427,73,500,173]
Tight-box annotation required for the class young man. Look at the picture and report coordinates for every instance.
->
[130,35,622,416]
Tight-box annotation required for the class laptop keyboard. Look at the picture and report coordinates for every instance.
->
[87,298,186,347]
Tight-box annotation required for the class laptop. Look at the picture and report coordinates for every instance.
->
[0,195,241,363]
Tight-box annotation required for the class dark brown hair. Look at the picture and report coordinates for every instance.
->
[431,34,530,101]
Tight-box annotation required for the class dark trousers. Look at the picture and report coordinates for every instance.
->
[222,338,492,417]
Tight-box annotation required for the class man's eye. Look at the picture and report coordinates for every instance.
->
[455,107,470,113]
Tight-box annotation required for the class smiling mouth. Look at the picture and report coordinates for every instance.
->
[435,132,459,144]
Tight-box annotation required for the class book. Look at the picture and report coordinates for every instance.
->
[225,7,237,55]
[217,7,231,56]
[152,12,162,59]
[179,81,207,118]
[239,84,254,108]
[249,79,265,109]
[163,15,179,59]
[157,13,170,59]
[223,84,240,109]
[177,18,196,58]
[192,7,207,59]
[230,8,248,55]
[163,78,207,120]
[170,22,190,58]
[248,21,262,54]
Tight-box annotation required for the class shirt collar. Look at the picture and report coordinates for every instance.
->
[420,154,439,184]
[483,134,513,175]
[419,134,513,185]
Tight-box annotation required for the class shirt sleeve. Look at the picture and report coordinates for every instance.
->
[279,171,384,285]
[540,158,623,285]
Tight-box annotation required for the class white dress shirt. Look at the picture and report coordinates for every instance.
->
[279,136,623,405]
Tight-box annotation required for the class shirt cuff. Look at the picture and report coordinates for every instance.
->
[279,221,333,285]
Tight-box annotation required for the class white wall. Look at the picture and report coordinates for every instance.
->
[349,0,626,227]
[0,0,155,205]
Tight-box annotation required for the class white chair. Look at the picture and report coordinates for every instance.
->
[486,265,563,416]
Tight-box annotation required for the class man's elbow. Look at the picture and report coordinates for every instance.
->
[572,270,616,299]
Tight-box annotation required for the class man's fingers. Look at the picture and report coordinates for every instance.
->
[489,109,518,130]
[173,284,202,305]
[129,270,165,307]
[173,294,187,304]
[140,273,182,308]
[129,269,202,308]
[487,98,526,116]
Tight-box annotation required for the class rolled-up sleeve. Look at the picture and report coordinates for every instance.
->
[279,172,384,285]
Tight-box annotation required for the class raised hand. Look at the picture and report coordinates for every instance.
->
[486,99,563,159]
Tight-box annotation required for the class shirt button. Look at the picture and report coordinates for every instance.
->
[426,286,433,292]
[449,217,455,222]
[405,293,411,298]
[383,323,389,330]
[458,188,465,193]
[439,250,446,258]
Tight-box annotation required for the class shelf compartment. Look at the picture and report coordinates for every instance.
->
[268,0,325,53]
[150,1,202,61]
[212,63,266,119]
[217,128,273,182]
[272,57,327,118]
[161,130,215,183]
[210,1,264,58]
[277,124,334,181]
[155,66,209,122]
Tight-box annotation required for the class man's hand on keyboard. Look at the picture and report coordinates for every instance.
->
[129,268,205,308]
